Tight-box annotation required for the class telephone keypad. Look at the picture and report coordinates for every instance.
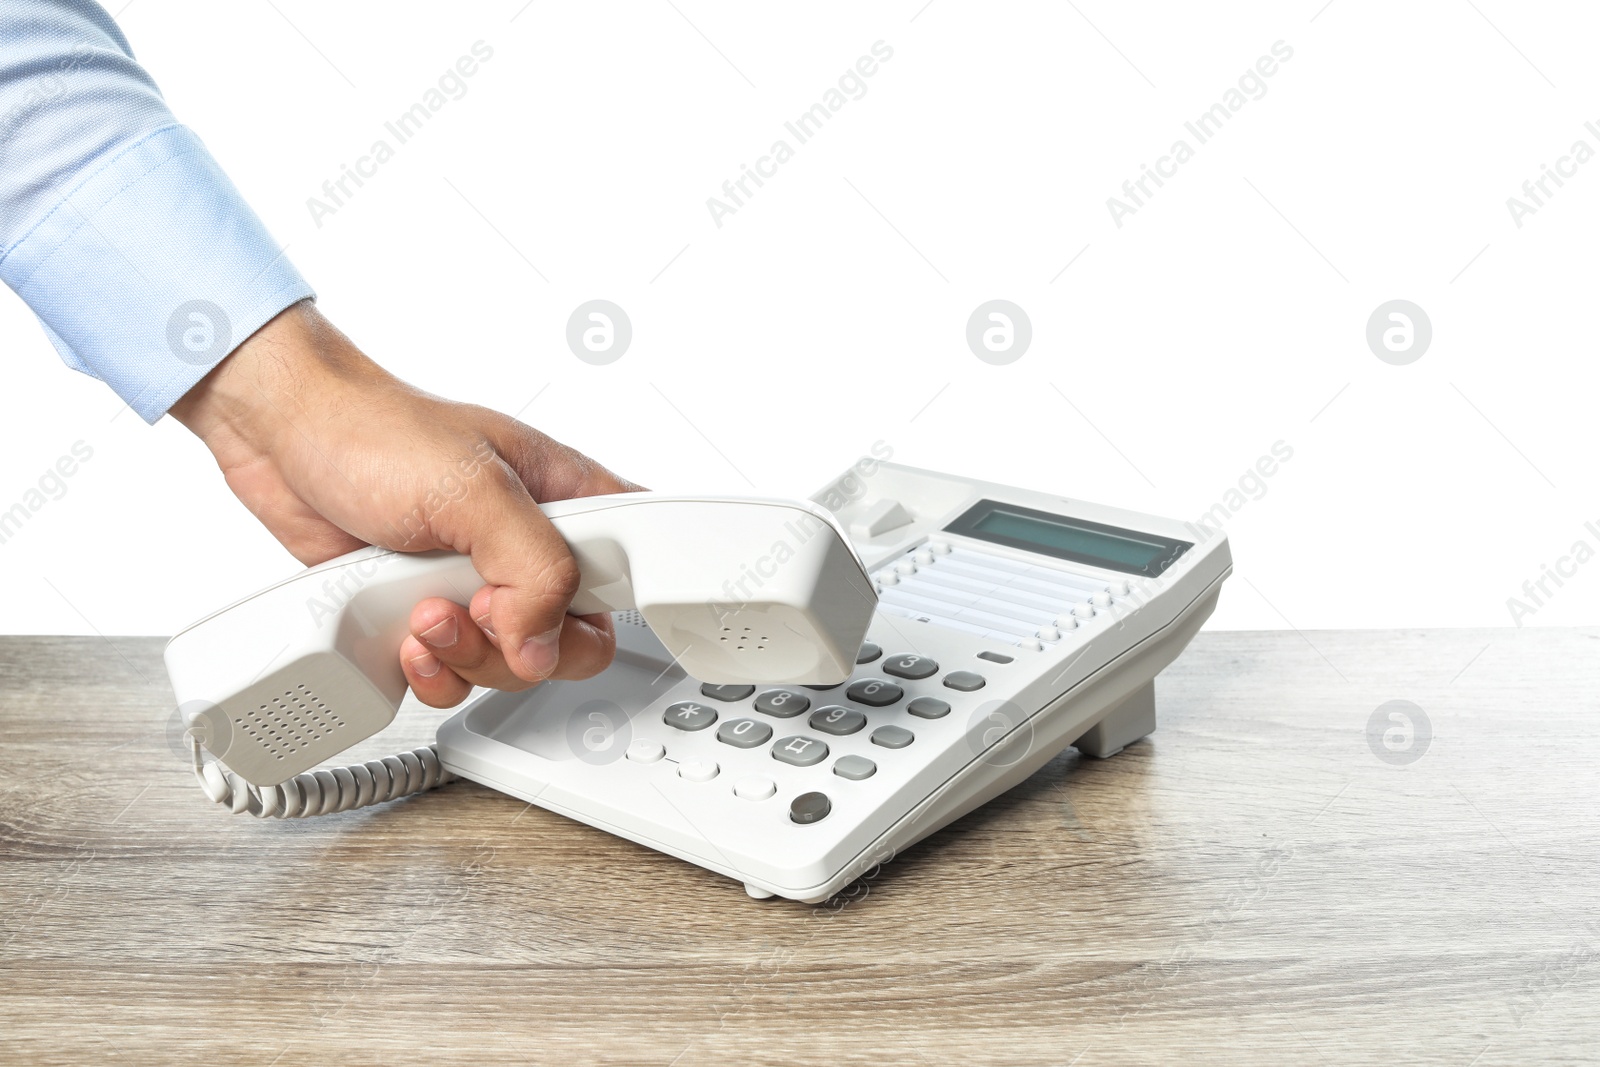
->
[668,648,976,810]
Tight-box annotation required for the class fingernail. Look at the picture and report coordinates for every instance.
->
[409,651,442,679]
[475,615,496,640]
[420,617,458,649]
[519,627,562,678]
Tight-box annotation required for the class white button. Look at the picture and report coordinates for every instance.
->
[848,498,914,539]
[1072,602,1096,619]
[678,758,719,782]
[733,775,776,800]
[1110,579,1131,596]
[1037,627,1061,642]
[1017,638,1044,651]
[1091,591,1112,608]
[915,549,934,565]
[1052,614,1079,630]
[894,560,917,576]
[878,572,899,587]
[929,540,952,555]
[626,738,664,764]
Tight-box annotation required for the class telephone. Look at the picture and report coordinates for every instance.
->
[167,463,1231,903]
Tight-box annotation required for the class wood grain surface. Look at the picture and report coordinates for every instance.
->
[1,628,1596,1066]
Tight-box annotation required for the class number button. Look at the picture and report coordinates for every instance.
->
[808,706,866,736]
[700,683,755,702]
[754,689,810,718]
[663,702,716,731]
[857,642,882,663]
[771,735,829,767]
[883,654,938,680]
[716,718,774,749]
[846,678,904,707]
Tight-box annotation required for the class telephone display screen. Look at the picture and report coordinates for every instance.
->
[944,500,1190,577]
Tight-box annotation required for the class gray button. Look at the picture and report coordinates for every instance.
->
[883,654,938,680]
[716,718,773,748]
[832,755,877,780]
[663,701,717,731]
[907,696,951,719]
[977,651,1013,664]
[701,683,755,701]
[943,671,986,692]
[847,678,903,707]
[871,725,915,749]
[808,706,866,736]
[771,735,829,767]
[790,791,831,824]
[857,642,882,663]
[803,683,841,691]
[754,689,810,718]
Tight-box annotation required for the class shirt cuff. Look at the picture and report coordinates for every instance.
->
[0,123,314,423]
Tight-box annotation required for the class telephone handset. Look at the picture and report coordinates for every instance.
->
[164,494,876,808]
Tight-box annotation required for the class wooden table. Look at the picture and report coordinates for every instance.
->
[2,629,1596,1066]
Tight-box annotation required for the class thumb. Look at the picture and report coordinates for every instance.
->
[486,417,648,500]
[457,457,592,683]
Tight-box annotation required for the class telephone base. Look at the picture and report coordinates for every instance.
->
[433,462,1232,905]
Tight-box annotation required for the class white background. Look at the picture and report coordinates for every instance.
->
[2,0,1596,637]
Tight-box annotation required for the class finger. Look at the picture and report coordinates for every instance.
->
[469,590,617,683]
[543,611,616,682]
[409,597,530,693]
[446,458,593,683]
[400,634,472,708]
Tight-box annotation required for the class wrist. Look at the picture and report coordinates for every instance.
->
[170,300,382,461]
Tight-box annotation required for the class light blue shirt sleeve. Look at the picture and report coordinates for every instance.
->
[0,0,315,423]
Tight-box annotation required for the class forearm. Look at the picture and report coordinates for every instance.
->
[0,1,313,422]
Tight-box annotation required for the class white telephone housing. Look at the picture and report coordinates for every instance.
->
[435,463,1232,903]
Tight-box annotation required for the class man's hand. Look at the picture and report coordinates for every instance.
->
[170,299,643,708]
